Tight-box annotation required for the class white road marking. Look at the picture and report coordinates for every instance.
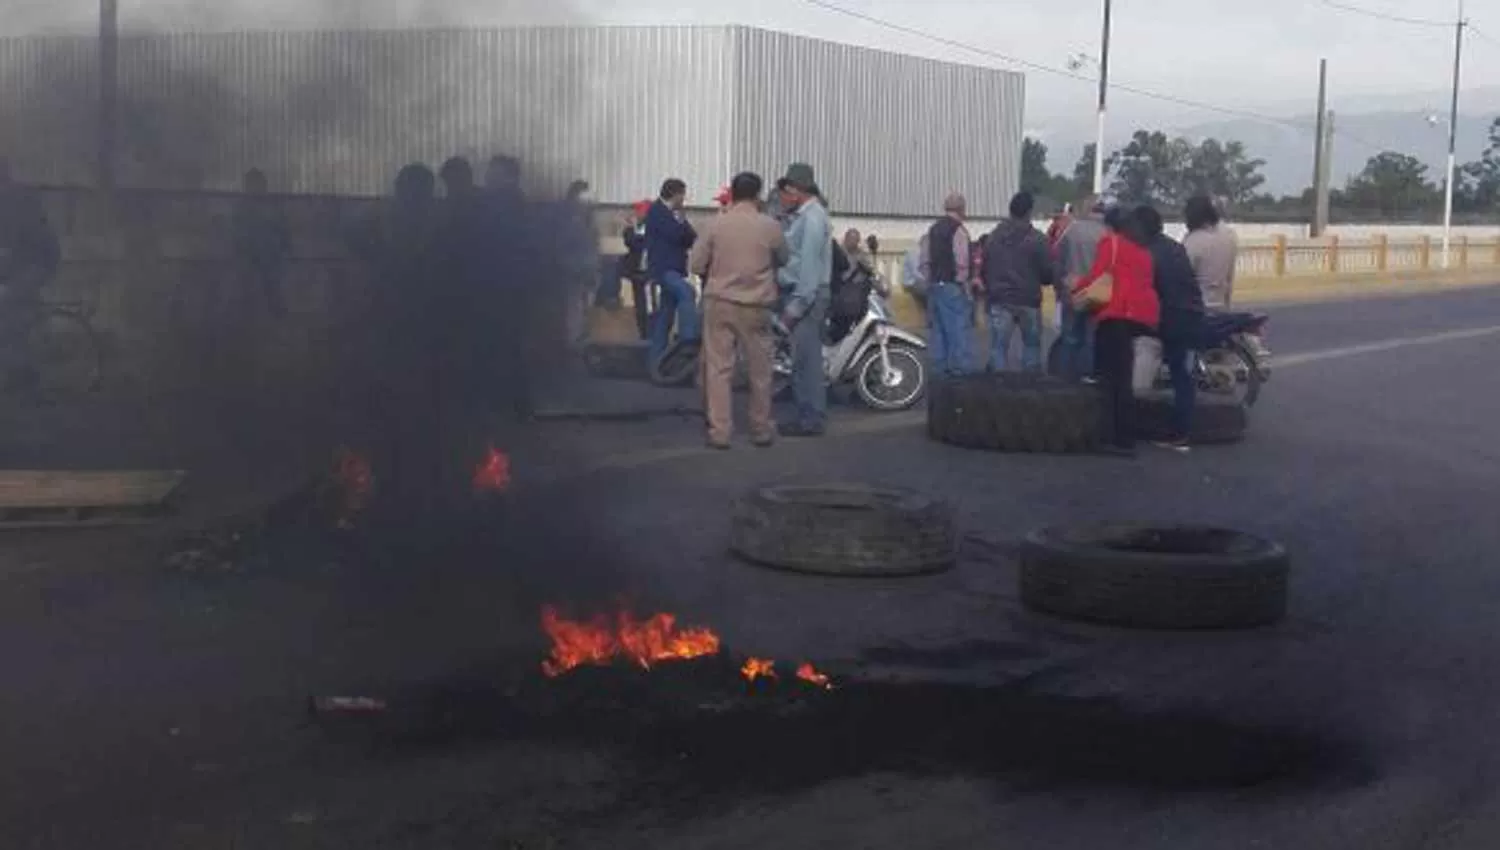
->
[1275,324,1500,368]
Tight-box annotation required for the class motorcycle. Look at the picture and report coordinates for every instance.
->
[1174,311,1272,408]
[651,292,929,412]
[1046,310,1272,407]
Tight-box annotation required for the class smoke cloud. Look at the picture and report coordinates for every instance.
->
[3,0,607,194]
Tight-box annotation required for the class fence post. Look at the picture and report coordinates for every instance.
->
[1376,234,1388,272]
[1327,235,1340,273]
[1493,236,1500,267]
[1420,236,1432,270]
[1273,235,1287,277]
[1460,235,1470,270]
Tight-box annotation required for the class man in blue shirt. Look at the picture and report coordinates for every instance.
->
[643,178,699,363]
[775,163,832,437]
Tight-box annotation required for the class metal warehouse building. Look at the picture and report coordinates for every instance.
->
[0,25,1024,217]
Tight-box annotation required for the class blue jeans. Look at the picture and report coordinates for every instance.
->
[926,282,973,376]
[647,270,700,362]
[789,296,829,431]
[1054,304,1096,380]
[988,304,1043,372]
[1159,311,1203,441]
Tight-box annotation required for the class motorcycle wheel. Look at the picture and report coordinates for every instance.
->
[648,338,701,387]
[854,343,926,411]
[1199,343,1261,408]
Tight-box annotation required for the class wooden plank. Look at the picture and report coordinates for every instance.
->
[0,470,186,510]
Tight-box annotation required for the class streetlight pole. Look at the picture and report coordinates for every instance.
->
[1092,0,1112,195]
[1441,0,1465,269]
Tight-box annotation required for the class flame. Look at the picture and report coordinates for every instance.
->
[473,444,511,494]
[740,657,777,682]
[330,447,374,528]
[540,605,721,678]
[796,663,833,689]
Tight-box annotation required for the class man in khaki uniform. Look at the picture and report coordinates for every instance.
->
[689,171,789,449]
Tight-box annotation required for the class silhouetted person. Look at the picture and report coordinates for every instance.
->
[0,157,60,394]
[480,154,535,419]
[231,168,290,318]
[559,179,598,350]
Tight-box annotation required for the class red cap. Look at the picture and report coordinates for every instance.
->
[714,186,731,206]
[632,199,651,217]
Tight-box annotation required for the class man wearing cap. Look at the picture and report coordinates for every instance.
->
[690,171,788,449]
[920,192,979,376]
[774,163,833,438]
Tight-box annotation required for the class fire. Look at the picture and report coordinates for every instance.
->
[540,605,722,678]
[330,447,374,528]
[539,605,833,690]
[473,444,511,494]
[740,657,777,682]
[796,663,833,689]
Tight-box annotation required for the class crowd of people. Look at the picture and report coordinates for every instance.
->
[911,190,1239,456]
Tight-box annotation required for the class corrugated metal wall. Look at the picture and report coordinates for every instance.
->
[0,26,1020,214]
[731,27,1024,218]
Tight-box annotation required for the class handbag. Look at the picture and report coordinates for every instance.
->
[1070,236,1117,312]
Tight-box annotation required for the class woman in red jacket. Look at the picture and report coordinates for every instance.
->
[1071,206,1160,455]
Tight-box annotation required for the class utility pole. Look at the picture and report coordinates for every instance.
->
[1091,0,1113,195]
[98,0,119,193]
[1441,0,1466,269]
[1316,111,1335,236]
[1310,60,1329,238]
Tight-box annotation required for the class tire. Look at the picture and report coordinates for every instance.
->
[730,483,957,576]
[1020,523,1290,629]
[582,341,649,381]
[31,307,103,397]
[854,343,926,411]
[1198,343,1262,409]
[649,338,700,387]
[927,373,1101,454]
[1134,392,1248,444]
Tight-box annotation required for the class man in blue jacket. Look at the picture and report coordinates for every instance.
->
[644,178,699,362]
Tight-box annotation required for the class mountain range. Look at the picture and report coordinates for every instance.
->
[1030,85,1500,197]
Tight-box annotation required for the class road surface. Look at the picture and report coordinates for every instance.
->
[2,286,1500,849]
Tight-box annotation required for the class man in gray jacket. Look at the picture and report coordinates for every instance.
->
[775,163,833,437]
[1052,194,1109,381]
[982,191,1054,371]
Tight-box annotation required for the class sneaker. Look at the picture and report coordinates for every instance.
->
[1081,376,1099,386]
[705,438,732,451]
[1151,439,1191,453]
[750,434,776,448]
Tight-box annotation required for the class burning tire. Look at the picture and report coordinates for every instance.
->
[1134,393,1248,444]
[927,373,1101,454]
[730,484,957,576]
[1020,524,1290,629]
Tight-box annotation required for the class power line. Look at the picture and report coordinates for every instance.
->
[1317,0,1453,28]
[799,0,1400,152]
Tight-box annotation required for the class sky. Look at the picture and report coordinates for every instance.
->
[13,0,1500,150]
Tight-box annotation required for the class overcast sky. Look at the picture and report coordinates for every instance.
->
[14,0,1500,132]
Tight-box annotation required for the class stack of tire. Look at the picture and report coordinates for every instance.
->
[926,373,1247,453]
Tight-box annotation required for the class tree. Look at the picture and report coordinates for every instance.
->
[1108,130,1190,205]
[1179,138,1267,208]
[1343,152,1438,218]
[1021,137,1051,194]
[1073,143,1104,196]
[1457,116,1500,213]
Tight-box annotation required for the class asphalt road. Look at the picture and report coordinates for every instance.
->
[3,285,1500,849]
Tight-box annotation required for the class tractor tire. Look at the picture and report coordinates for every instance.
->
[1020,523,1290,629]
[1135,392,1249,444]
[730,483,957,576]
[927,373,1102,454]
